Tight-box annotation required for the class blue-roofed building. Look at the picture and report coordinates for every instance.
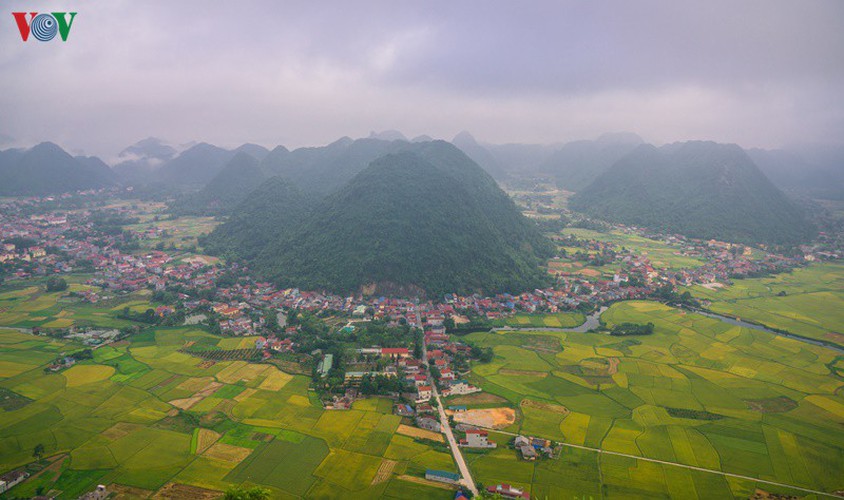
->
[425,469,460,485]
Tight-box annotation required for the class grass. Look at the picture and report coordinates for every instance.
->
[464,299,844,497]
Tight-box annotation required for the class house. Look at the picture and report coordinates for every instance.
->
[448,405,467,413]
[460,429,496,448]
[425,469,460,485]
[417,416,441,432]
[416,385,432,402]
[0,470,29,493]
[443,380,481,396]
[519,444,537,460]
[486,484,530,499]
[79,485,108,500]
[394,404,415,417]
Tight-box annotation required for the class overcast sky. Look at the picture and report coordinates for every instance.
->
[1,0,842,158]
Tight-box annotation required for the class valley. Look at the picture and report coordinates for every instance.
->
[0,186,841,499]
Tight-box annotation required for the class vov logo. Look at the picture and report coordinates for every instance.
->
[12,12,77,42]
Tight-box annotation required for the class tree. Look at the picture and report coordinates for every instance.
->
[33,443,45,460]
[46,276,68,292]
[223,486,271,500]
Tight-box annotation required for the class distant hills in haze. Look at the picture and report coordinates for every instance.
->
[0,142,117,196]
[569,141,815,245]
[0,131,838,249]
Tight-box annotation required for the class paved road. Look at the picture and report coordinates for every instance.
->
[469,425,842,499]
[422,335,478,496]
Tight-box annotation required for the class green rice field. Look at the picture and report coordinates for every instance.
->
[0,325,455,499]
[688,262,844,348]
[463,300,844,498]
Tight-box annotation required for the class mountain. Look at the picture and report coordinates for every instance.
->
[112,138,177,183]
[207,141,552,297]
[451,131,506,179]
[0,142,116,195]
[749,146,844,200]
[538,132,644,190]
[234,143,270,162]
[485,142,560,176]
[202,176,312,259]
[172,152,270,215]
[369,130,408,141]
[570,141,814,245]
[75,155,118,184]
[258,137,408,196]
[155,143,235,186]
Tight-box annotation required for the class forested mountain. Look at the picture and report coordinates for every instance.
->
[0,142,117,195]
[451,131,506,179]
[171,152,270,215]
[570,141,814,245]
[154,143,235,186]
[206,141,552,297]
[202,176,312,259]
[258,137,409,196]
[749,147,844,200]
[538,132,644,190]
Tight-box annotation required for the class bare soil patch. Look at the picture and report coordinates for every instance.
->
[451,407,516,429]
[522,399,570,415]
[109,483,155,499]
[168,381,222,410]
[396,475,457,491]
[745,396,798,413]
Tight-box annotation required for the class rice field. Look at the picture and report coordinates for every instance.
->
[688,262,844,347]
[464,300,844,498]
[0,319,455,498]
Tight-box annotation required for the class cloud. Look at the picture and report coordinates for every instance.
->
[0,0,841,157]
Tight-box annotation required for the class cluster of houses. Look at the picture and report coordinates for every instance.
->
[514,435,555,461]
[0,191,827,353]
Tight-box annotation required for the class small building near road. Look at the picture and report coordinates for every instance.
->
[426,469,461,485]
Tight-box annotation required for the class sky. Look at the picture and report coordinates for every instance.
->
[1,0,843,158]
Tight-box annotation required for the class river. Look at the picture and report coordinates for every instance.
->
[491,306,844,354]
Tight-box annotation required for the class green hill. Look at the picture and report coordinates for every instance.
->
[0,142,116,195]
[202,176,312,259]
[207,141,552,297]
[570,141,814,245]
[539,133,644,191]
[259,137,408,196]
[172,152,270,215]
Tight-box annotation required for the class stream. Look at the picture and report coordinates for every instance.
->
[491,305,844,354]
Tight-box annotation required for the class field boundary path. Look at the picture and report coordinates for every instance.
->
[472,426,843,498]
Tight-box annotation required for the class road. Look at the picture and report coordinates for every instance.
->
[422,334,478,496]
[467,425,842,499]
